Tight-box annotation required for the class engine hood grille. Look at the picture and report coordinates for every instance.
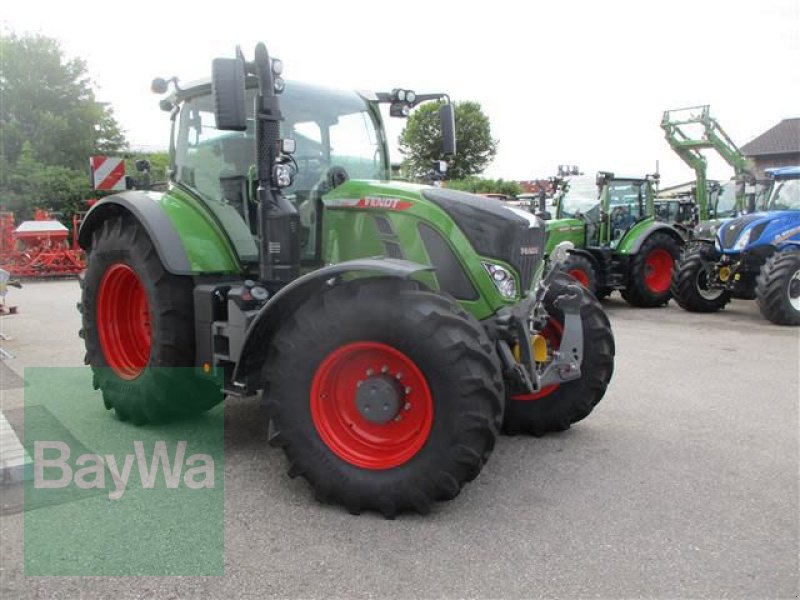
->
[718,214,762,249]
[421,188,544,291]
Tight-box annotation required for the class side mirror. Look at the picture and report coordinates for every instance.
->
[440,103,456,157]
[537,191,547,215]
[211,57,247,131]
[151,77,169,94]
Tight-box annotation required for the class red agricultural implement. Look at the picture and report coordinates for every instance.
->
[0,210,85,278]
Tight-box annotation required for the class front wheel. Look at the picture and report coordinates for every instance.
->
[621,232,681,307]
[262,279,504,517]
[503,272,615,436]
[670,243,731,313]
[756,250,800,325]
[562,253,596,294]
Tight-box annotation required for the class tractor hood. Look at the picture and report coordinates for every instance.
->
[717,210,800,254]
[322,179,546,297]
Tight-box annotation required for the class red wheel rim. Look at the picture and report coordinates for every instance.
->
[310,341,434,470]
[510,318,563,401]
[96,263,151,380]
[568,268,590,288]
[644,248,674,293]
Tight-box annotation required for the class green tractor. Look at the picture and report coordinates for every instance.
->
[546,172,684,306]
[77,43,615,517]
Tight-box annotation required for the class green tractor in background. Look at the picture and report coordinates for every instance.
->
[76,43,615,517]
[546,172,684,306]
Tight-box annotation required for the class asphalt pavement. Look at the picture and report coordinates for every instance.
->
[0,280,797,598]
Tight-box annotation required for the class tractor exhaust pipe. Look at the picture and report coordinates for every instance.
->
[252,43,300,287]
[211,43,300,290]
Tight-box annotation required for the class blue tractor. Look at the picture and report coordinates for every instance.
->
[671,166,800,325]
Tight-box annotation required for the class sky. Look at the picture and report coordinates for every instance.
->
[2,0,799,186]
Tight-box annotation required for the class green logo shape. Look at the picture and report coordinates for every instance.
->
[24,367,224,576]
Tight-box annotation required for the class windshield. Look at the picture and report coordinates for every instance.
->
[560,175,599,217]
[714,181,738,218]
[766,179,800,211]
[172,81,387,262]
[607,180,645,219]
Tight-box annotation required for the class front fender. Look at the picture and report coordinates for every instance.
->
[232,258,434,387]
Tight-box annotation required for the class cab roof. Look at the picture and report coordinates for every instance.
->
[766,166,800,179]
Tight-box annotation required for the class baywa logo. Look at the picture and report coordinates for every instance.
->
[34,440,215,500]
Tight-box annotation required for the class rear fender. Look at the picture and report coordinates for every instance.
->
[618,222,684,255]
[79,190,243,275]
[79,192,193,274]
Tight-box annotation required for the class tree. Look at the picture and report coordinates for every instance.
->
[0,32,126,170]
[0,31,127,215]
[399,100,497,180]
[446,177,523,197]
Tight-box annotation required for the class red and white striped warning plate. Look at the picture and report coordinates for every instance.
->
[90,156,126,191]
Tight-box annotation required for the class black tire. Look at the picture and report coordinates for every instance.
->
[621,232,681,307]
[80,214,222,424]
[670,242,731,313]
[262,279,503,518]
[503,272,615,436]
[756,250,800,326]
[562,253,596,294]
[595,287,612,301]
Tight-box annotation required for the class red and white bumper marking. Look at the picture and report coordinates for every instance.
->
[90,156,126,191]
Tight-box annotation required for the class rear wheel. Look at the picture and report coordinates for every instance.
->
[563,254,596,294]
[756,250,800,326]
[503,272,615,436]
[263,279,503,517]
[670,242,731,312]
[621,232,681,307]
[80,215,222,423]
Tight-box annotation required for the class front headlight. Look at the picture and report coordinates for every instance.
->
[733,229,751,251]
[482,262,517,299]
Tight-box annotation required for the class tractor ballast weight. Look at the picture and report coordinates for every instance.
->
[78,42,615,516]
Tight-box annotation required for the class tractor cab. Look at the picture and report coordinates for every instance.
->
[548,172,658,251]
[596,174,656,248]
[169,82,390,267]
[162,78,455,277]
